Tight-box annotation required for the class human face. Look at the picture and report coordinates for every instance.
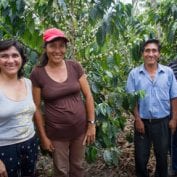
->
[45,39,66,65]
[142,43,160,66]
[0,46,22,77]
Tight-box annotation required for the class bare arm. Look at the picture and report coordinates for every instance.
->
[0,160,8,177]
[32,87,54,152]
[133,103,145,134]
[79,75,96,145]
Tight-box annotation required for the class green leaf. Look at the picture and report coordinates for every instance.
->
[103,148,120,166]
[16,0,25,12]
[167,22,177,43]
[112,149,119,166]
[105,70,113,78]
[96,24,106,46]
[101,121,108,134]
[85,145,98,163]
[91,83,99,94]
[57,0,67,12]
[97,102,110,116]
[0,0,9,8]
[103,149,112,165]
[30,51,38,65]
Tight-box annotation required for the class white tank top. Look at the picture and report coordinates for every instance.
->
[0,78,36,146]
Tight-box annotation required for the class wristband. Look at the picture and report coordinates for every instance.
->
[87,120,95,124]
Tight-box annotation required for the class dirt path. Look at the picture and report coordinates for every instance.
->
[36,117,157,177]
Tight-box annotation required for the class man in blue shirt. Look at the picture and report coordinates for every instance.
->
[126,39,177,177]
[168,59,177,176]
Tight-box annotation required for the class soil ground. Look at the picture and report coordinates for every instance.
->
[36,117,160,177]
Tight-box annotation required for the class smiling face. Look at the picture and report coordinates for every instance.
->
[45,39,67,65]
[0,46,22,77]
[142,43,160,67]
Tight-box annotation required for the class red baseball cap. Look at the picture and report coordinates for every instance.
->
[43,28,69,42]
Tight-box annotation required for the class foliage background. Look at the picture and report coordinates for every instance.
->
[0,0,177,167]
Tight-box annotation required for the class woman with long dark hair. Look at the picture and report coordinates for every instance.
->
[30,28,96,177]
[0,39,38,177]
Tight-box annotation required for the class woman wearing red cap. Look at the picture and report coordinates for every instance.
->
[30,28,96,177]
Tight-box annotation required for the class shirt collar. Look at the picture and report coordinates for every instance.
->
[139,64,165,74]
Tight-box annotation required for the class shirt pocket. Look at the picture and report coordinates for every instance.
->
[156,84,170,101]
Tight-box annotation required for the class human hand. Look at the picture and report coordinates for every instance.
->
[0,160,8,177]
[41,136,55,152]
[169,119,177,134]
[83,124,96,145]
[135,118,145,134]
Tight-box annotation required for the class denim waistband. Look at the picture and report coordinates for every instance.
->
[141,116,169,124]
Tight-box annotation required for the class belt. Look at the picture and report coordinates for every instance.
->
[141,116,169,124]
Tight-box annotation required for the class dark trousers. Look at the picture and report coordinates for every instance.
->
[172,130,177,172]
[0,135,38,177]
[134,118,169,177]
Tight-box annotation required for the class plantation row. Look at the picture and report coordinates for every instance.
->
[0,0,177,165]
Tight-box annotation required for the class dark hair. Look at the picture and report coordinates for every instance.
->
[0,39,27,78]
[141,39,161,52]
[39,52,48,67]
[39,37,67,67]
